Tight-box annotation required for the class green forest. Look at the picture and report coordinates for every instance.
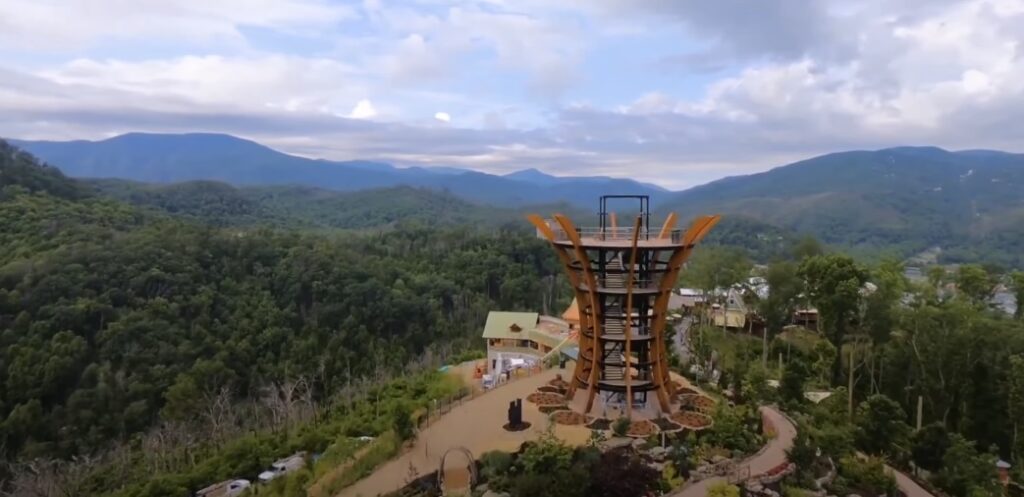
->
[0,141,570,492]
[4,138,1024,496]
[681,242,1024,496]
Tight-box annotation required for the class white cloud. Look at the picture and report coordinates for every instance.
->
[2,0,1024,190]
[0,0,356,50]
[348,99,377,119]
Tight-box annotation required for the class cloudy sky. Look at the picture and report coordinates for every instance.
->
[1,0,1022,189]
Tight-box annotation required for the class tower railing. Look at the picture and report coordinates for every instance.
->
[544,225,685,244]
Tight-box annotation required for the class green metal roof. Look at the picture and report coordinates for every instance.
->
[482,311,539,340]
[528,329,565,349]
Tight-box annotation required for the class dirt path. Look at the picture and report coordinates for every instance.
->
[670,405,796,497]
[339,367,589,497]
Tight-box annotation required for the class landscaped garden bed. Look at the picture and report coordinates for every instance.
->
[653,417,683,433]
[677,393,716,411]
[551,410,588,426]
[670,411,713,430]
[547,376,570,389]
[526,392,565,406]
[538,385,566,394]
[626,420,659,437]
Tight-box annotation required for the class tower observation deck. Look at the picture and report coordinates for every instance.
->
[528,195,720,418]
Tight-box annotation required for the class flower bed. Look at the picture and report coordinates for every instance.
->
[526,392,565,406]
[551,410,588,426]
[626,420,659,438]
[670,411,713,430]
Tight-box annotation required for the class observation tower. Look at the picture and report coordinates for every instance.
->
[528,196,719,418]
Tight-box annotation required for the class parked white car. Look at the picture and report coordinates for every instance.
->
[258,452,306,482]
[195,478,251,497]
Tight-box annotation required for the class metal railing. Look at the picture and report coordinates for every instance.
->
[552,227,687,244]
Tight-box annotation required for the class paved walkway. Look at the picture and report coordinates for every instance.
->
[889,466,935,497]
[671,405,796,497]
[339,367,589,497]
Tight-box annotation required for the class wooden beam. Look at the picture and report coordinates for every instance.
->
[527,214,591,399]
[658,212,678,239]
[554,214,605,414]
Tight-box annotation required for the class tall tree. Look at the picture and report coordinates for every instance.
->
[1010,271,1024,320]
[855,394,911,460]
[799,254,868,384]
[955,264,994,306]
[1008,355,1024,461]
[757,261,802,364]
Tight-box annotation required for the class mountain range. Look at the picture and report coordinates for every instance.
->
[8,133,664,207]
[7,133,1024,266]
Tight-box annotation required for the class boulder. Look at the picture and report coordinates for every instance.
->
[648,446,668,460]
[603,437,633,450]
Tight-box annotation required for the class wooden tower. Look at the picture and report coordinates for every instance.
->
[528,195,719,417]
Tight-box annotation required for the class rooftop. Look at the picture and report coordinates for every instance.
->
[482,311,572,350]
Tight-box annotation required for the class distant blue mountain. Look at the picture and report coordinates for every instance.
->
[9,133,668,207]
[505,168,668,191]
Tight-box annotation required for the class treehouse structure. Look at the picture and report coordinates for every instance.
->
[528,195,720,418]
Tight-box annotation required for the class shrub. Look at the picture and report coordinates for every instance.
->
[834,455,896,496]
[480,450,514,487]
[612,417,630,437]
[707,482,740,497]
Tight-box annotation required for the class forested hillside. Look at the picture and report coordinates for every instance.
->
[0,143,567,467]
[661,146,1024,267]
[87,178,574,231]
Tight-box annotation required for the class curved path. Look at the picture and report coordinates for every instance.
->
[889,467,935,497]
[671,405,796,497]
[338,367,591,497]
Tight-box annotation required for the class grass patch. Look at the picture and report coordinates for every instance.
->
[319,431,402,496]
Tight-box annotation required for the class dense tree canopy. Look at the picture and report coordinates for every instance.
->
[0,147,567,466]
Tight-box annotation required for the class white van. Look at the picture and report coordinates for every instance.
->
[258,452,306,482]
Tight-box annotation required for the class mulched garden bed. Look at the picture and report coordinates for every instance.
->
[538,385,567,394]
[551,410,589,426]
[653,417,683,433]
[626,420,659,438]
[526,392,565,406]
[539,404,570,414]
[587,418,612,430]
[670,411,713,430]
[503,421,532,432]
[677,393,716,411]
[548,376,570,389]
